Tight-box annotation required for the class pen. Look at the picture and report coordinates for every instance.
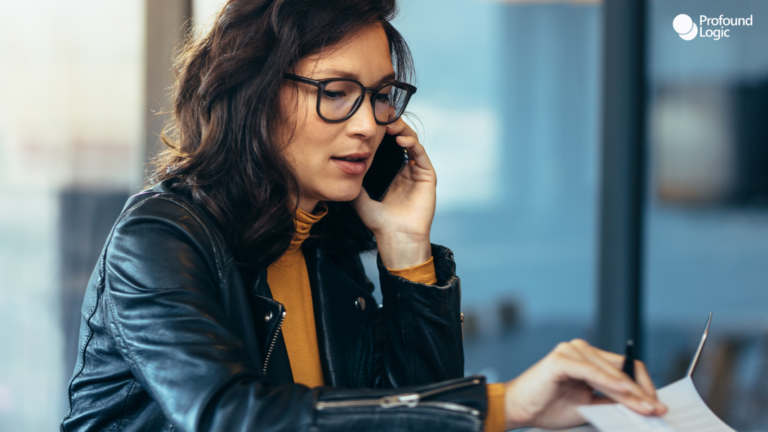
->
[621,339,635,381]
[686,312,713,378]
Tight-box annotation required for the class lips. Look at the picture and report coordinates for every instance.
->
[332,152,371,161]
[331,152,371,175]
[331,158,366,175]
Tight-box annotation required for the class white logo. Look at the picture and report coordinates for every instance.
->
[673,14,698,40]
[673,14,754,41]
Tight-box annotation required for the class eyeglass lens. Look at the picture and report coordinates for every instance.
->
[319,80,411,123]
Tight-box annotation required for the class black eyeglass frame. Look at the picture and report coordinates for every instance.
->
[282,72,417,125]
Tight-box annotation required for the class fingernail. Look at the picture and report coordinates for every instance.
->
[641,402,655,413]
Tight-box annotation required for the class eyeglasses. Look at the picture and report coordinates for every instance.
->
[282,72,417,125]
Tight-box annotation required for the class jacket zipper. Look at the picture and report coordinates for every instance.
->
[252,272,287,376]
[314,378,481,416]
[262,308,286,375]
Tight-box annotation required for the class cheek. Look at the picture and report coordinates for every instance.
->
[278,87,326,175]
[276,87,364,199]
[284,126,338,191]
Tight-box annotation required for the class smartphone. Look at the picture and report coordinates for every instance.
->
[362,133,409,201]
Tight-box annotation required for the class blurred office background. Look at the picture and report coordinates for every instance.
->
[0,0,766,430]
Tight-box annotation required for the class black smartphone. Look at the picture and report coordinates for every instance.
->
[362,133,409,201]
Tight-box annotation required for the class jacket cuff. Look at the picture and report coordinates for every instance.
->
[385,256,438,285]
[375,243,464,383]
[376,243,457,288]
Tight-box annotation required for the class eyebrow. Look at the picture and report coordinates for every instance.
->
[314,68,397,86]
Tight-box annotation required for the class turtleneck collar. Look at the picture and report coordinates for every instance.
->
[289,201,329,251]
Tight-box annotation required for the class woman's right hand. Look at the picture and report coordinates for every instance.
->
[501,339,668,431]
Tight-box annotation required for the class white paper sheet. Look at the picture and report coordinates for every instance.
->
[525,426,597,432]
[576,377,736,432]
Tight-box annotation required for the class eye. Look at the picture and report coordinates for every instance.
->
[323,89,350,100]
[374,93,391,103]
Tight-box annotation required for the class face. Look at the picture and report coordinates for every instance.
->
[277,24,395,211]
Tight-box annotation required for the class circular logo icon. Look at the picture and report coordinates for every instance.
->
[673,14,698,40]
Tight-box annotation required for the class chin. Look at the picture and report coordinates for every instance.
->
[321,181,363,202]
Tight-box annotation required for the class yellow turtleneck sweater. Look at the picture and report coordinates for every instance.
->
[266,201,505,432]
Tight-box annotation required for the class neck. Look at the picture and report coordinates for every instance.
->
[297,195,320,214]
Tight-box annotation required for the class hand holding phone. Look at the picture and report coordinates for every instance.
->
[351,121,436,270]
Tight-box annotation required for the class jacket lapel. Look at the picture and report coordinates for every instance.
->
[239,264,294,385]
[304,242,377,388]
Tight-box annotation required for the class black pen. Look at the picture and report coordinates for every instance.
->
[621,339,635,381]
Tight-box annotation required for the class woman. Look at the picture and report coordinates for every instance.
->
[61,0,667,431]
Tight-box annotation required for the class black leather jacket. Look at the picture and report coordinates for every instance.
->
[61,179,492,432]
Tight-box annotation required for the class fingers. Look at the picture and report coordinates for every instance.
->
[383,119,435,173]
[394,135,434,171]
[550,340,667,416]
[569,340,629,382]
[633,360,658,399]
[553,356,664,417]
[584,345,626,368]
[573,343,659,399]
[386,118,417,138]
[568,341,660,408]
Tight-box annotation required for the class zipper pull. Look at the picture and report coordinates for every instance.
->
[381,393,420,408]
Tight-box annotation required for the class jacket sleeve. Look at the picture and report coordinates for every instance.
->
[103,196,488,432]
[369,243,466,389]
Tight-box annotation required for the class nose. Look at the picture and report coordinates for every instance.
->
[347,90,380,136]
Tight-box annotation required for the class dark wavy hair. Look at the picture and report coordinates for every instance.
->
[146,0,415,269]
